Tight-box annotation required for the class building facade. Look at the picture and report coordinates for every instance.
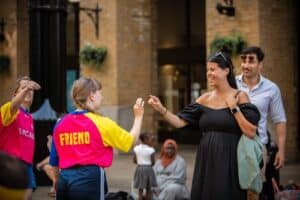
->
[0,0,299,162]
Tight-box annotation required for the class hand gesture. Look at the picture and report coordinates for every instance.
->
[27,80,41,91]
[148,95,165,114]
[19,80,41,92]
[133,98,144,118]
[274,150,285,169]
[225,93,239,109]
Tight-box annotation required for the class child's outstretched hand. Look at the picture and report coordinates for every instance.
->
[133,97,144,118]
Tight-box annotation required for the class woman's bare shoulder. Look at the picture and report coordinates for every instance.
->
[196,92,212,104]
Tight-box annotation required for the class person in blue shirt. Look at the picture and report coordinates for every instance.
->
[236,46,287,198]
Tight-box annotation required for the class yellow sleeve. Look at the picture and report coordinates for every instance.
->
[86,113,134,152]
[0,102,19,127]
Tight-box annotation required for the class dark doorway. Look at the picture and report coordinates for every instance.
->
[29,0,79,185]
[297,1,300,151]
[157,0,206,144]
[29,0,67,113]
[66,2,80,112]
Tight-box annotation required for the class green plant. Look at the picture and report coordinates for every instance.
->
[80,44,107,68]
[0,55,10,73]
[210,34,247,57]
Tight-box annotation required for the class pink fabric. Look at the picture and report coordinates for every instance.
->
[53,114,113,169]
[0,109,35,164]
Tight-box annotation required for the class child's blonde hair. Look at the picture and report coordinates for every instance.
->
[71,77,102,110]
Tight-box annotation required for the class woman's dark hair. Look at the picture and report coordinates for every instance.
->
[139,132,151,143]
[207,52,237,89]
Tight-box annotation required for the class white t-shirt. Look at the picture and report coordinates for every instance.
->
[133,144,155,165]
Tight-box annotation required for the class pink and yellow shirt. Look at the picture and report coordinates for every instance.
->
[0,102,35,164]
[50,111,134,169]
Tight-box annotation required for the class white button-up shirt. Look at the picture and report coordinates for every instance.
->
[236,74,287,144]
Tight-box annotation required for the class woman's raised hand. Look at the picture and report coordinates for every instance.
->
[148,95,166,114]
[133,97,144,118]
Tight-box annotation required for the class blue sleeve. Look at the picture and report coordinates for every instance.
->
[269,85,287,123]
[49,138,59,166]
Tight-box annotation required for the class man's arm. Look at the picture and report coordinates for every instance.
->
[274,122,286,169]
[269,85,287,169]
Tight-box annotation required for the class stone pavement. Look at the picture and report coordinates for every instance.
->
[32,145,300,200]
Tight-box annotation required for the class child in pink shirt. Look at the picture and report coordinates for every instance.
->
[0,76,40,200]
[50,77,144,200]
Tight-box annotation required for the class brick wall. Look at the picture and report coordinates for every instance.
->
[80,0,118,106]
[0,0,29,105]
[259,0,298,162]
[0,0,18,104]
[116,0,156,132]
[206,0,260,72]
[80,0,156,133]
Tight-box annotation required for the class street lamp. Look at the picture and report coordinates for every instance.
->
[68,0,102,38]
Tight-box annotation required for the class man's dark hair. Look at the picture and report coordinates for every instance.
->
[241,46,265,62]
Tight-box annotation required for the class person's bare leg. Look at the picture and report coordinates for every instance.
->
[138,189,144,200]
[43,165,55,181]
[145,189,152,200]
[36,156,50,171]
[43,164,56,196]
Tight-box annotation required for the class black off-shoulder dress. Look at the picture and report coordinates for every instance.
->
[177,103,260,200]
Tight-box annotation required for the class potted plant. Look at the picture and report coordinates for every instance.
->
[210,33,247,57]
[0,54,10,73]
[80,44,107,69]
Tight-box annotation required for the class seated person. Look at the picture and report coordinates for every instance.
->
[153,139,190,200]
[0,151,28,200]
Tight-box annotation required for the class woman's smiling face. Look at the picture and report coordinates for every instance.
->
[206,62,229,87]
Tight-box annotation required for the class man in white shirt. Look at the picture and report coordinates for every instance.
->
[236,46,287,169]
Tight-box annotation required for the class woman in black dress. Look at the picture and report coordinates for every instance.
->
[148,52,260,200]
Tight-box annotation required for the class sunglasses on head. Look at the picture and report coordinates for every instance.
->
[214,52,232,69]
[240,55,255,62]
